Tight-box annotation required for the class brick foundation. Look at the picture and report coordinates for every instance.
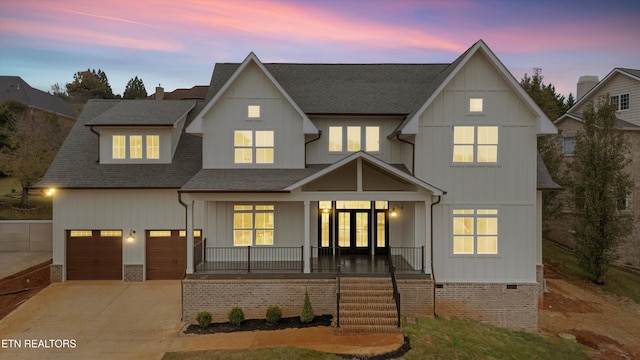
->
[124,265,143,282]
[182,278,336,323]
[397,279,434,317]
[50,264,63,282]
[435,282,538,332]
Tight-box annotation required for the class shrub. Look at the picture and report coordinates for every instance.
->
[228,306,245,326]
[300,289,314,323]
[196,311,212,329]
[266,305,282,324]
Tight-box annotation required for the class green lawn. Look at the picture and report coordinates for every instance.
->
[162,317,589,360]
[543,239,640,304]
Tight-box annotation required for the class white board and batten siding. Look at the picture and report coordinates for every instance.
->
[202,62,305,169]
[52,189,204,267]
[414,51,539,283]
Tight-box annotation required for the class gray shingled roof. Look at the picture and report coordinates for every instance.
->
[206,63,452,115]
[182,166,329,191]
[564,112,640,129]
[85,100,195,126]
[36,99,203,189]
[0,76,77,119]
[537,153,562,191]
[618,68,640,79]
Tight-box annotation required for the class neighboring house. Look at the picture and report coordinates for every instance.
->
[0,76,77,127]
[555,68,640,266]
[149,85,208,100]
[36,40,557,332]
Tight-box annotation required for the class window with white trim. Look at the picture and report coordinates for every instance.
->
[563,137,576,156]
[611,93,630,111]
[469,98,483,113]
[452,126,498,163]
[248,105,261,118]
[234,130,274,164]
[112,135,160,160]
[453,209,498,254]
[328,126,379,152]
[233,205,274,246]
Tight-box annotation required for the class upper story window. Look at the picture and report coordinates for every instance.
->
[233,205,274,246]
[452,126,498,163]
[248,105,261,118]
[328,126,379,152]
[563,136,575,156]
[234,130,274,164]
[112,135,160,160]
[611,94,630,111]
[453,209,498,255]
[469,98,483,113]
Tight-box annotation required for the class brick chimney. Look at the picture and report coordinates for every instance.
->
[576,75,599,100]
[155,85,164,100]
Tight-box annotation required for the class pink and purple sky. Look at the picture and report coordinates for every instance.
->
[1,0,639,98]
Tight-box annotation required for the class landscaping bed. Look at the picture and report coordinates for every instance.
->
[184,314,333,334]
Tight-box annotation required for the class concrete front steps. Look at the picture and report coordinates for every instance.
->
[337,276,402,334]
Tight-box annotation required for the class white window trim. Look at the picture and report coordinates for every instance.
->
[247,105,261,119]
[233,130,275,165]
[562,136,576,156]
[451,208,499,256]
[233,205,275,246]
[451,125,500,165]
[328,125,381,154]
[467,96,485,115]
[112,134,161,160]
[611,93,630,111]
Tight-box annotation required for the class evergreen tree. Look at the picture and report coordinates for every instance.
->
[65,68,115,102]
[569,97,634,284]
[123,76,148,99]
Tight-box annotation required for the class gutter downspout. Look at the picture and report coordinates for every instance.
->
[396,133,415,174]
[89,126,100,163]
[430,195,442,317]
[304,130,322,166]
[178,191,188,322]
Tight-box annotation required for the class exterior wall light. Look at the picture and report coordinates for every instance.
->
[126,230,136,242]
[390,205,403,218]
[45,188,56,196]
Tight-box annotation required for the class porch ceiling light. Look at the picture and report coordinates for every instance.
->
[126,230,136,242]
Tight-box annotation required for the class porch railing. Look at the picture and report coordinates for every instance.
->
[194,238,204,268]
[199,246,304,272]
[387,251,401,328]
[390,246,425,272]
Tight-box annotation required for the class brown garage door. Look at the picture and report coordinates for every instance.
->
[67,230,123,280]
[146,230,187,280]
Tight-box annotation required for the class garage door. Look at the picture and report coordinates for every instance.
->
[67,230,123,280]
[146,230,188,280]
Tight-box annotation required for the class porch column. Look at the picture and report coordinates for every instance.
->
[423,200,431,275]
[303,200,311,273]
[186,201,195,275]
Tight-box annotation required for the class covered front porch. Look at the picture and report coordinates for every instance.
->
[180,152,445,277]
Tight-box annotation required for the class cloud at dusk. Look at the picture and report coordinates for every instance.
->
[1,0,639,97]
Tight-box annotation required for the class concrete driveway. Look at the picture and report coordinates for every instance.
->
[0,281,183,359]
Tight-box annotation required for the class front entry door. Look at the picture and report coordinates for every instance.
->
[337,210,370,254]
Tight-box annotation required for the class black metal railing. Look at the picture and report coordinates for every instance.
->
[198,246,303,272]
[390,246,424,272]
[194,238,204,268]
[388,250,401,328]
[311,246,343,272]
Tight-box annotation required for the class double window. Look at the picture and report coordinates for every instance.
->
[112,135,160,160]
[328,126,379,152]
[234,130,274,164]
[611,93,630,111]
[233,205,274,246]
[452,126,498,163]
[453,209,498,254]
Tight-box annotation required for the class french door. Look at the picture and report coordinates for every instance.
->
[318,201,388,254]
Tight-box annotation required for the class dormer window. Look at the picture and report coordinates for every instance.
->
[248,105,261,118]
[112,134,161,160]
[611,94,630,111]
[328,126,380,153]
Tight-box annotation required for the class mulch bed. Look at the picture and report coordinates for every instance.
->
[184,314,334,334]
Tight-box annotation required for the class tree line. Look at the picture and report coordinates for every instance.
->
[51,69,149,101]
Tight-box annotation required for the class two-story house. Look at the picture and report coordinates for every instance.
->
[37,40,557,332]
[554,68,640,267]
